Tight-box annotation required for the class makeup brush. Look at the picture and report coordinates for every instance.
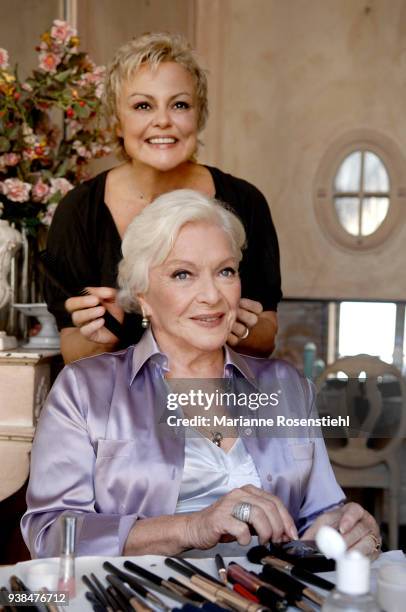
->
[107,586,133,612]
[0,585,18,612]
[105,575,153,612]
[91,573,121,612]
[85,590,109,612]
[123,560,198,604]
[38,587,61,612]
[170,558,225,587]
[259,566,324,607]
[9,576,48,612]
[227,564,287,610]
[103,562,170,611]
[38,249,124,339]
[164,558,267,612]
[167,577,206,603]
[247,545,334,591]
[214,555,227,585]
[82,575,115,612]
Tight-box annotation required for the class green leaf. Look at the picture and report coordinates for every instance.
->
[55,158,69,177]
[47,192,61,204]
[0,136,10,152]
[54,69,73,83]
[7,125,20,140]
[73,103,91,119]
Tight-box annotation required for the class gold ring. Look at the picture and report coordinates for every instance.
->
[241,327,249,340]
[369,533,382,552]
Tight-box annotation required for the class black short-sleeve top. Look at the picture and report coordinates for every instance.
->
[45,165,282,347]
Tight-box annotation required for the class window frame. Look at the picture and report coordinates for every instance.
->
[314,130,406,251]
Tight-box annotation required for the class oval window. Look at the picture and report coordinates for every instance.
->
[314,131,405,251]
[333,151,390,237]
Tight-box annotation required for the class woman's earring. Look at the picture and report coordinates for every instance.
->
[141,308,150,329]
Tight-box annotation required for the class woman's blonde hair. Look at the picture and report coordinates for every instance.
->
[118,189,246,313]
[103,32,209,158]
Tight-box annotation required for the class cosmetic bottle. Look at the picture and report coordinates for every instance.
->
[316,526,379,612]
[57,515,77,598]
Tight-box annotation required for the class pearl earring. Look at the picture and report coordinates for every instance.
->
[141,308,150,328]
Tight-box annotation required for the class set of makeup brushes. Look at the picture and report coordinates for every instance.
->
[80,549,335,612]
[0,544,335,612]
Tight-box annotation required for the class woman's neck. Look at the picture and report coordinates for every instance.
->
[127,159,198,202]
[157,336,225,379]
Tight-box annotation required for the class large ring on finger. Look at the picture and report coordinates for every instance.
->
[232,502,252,523]
[241,327,250,340]
[368,533,382,553]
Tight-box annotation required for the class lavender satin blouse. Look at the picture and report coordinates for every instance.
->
[21,330,344,558]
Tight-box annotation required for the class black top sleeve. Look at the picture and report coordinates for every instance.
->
[208,166,282,311]
[45,172,144,344]
[45,181,99,330]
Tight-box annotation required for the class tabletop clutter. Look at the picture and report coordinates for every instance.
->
[0,520,405,612]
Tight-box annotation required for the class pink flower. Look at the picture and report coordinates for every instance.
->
[65,119,82,136]
[73,140,91,158]
[50,20,76,43]
[95,82,104,99]
[41,203,58,226]
[49,177,74,198]
[1,178,31,202]
[0,48,9,69]
[39,51,62,73]
[90,142,110,157]
[22,148,37,161]
[22,82,33,93]
[3,152,20,166]
[32,179,50,203]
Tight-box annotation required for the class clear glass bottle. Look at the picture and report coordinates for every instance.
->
[57,515,76,598]
[322,550,380,612]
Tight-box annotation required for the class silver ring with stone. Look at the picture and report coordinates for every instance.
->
[241,327,250,340]
[232,502,252,523]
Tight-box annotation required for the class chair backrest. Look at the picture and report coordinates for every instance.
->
[315,354,406,468]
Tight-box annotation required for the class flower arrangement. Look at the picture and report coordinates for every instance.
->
[0,20,111,233]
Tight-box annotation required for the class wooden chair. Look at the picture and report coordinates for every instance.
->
[316,354,406,550]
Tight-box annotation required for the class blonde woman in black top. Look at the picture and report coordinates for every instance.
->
[45,33,282,363]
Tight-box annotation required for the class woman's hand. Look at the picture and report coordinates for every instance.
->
[227,298,263,346]
[301,502,381,559]
[227,298,278,356]
[65,286,124,345]
[185,485,298,550]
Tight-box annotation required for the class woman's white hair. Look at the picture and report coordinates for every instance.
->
[118,189,246,313]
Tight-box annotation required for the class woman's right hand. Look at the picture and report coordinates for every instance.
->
[65,286,124,345]
[185,485,298,550]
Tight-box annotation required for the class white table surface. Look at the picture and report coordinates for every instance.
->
[0,548,404,611]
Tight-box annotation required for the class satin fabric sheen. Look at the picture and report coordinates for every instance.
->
[176,436,262,513]
[21,329,344,557]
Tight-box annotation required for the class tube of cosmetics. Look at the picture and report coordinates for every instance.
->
[57,515,77,598]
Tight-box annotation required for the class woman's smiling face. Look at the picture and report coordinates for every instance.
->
[116,62,199,171]
[138,221,241,355]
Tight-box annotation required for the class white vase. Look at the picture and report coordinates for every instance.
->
[0,220,22,349]
[13,303,60,349]
[0,220,22,311]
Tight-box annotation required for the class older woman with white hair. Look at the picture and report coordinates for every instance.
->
[23,190,381,558]
[44,32,281,364]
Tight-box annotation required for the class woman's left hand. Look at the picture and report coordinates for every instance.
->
[300,502,381,559]
[228,298,263,346]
